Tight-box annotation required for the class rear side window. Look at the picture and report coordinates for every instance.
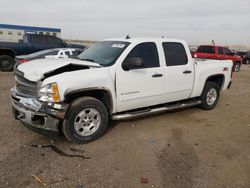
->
[126,42,159,68]
[218,47,224,55]
[162,42,188,66]
[31,35,48,45]
[197,46,215,54]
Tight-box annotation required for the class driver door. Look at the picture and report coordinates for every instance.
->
[116,42,164,112]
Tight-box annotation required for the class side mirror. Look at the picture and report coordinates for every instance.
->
[122,57,144,71]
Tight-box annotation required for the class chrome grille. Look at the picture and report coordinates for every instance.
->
[15,75,37,97]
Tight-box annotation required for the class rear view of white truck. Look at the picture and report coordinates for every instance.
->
[11,37,233,144]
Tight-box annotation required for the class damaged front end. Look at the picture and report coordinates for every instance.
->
[11,59,101,134]
[11,71,68,134]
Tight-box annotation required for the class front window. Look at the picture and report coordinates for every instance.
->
[78,41,130,66]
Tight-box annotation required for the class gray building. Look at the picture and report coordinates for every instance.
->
[0,24,61,42]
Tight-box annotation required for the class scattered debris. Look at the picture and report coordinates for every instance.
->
[70,147,85,154]
[195,143,199,146]
[131,124,135,127]
[140,177,149,184]
[32,175,47,186]
[32,175,68,186]
[176,175,180,179]
[146,138,156,144]
[31,144,90,159]
[205,124,213,127]
[167,144,171,147]
[246,124,250,127]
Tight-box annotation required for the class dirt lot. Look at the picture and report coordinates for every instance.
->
[0,65,250,188]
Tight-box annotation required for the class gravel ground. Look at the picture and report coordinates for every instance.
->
[0,65,250,188]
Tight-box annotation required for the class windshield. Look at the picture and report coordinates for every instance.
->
[78,41,130,66]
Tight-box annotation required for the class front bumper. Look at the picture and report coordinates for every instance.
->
[11,88,68,133]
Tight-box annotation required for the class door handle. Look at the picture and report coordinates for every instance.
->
[152,74,163,78]
[183,70,192,74]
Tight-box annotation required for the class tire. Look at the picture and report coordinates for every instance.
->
[233,62,241,72]
[62,97,109,144]
[0,55,15,72]
[199,81,220,110]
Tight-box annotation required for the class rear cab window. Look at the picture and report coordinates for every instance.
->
[162,42,188,66]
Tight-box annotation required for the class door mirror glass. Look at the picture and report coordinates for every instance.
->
[122,57,144,71]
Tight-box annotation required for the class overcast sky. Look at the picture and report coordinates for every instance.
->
[0,0,250,45]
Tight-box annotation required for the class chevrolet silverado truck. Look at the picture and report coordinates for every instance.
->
[11,37,233,144]
[192,45,242,72]
[0,34,86,71]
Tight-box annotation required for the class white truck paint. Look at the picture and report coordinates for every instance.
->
[11,37,233,143]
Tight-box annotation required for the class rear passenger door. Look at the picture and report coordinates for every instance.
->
[217,47,225,59]
[29,35,49,53]
[116,42,164,112]
[162,42,194,103]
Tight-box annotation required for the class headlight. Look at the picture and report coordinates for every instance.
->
[38,83,61,102]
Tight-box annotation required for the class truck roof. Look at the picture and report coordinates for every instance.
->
[198,45,228,48]
[103,37,186,44]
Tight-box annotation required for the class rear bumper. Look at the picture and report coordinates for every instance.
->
[11,88,68,133]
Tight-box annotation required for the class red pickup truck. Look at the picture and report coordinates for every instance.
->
[192,45,242,72]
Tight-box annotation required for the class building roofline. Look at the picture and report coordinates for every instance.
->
[0,24,61,33]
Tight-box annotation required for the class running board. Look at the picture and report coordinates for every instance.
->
[112,100,201,120]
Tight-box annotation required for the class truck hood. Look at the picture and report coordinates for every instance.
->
[17,58,101,82]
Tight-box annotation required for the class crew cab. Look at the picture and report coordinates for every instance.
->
[192,45,242,72]
[11,37,233,144]
[0,34,86,71]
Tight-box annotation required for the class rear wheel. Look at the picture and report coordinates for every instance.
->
[199,81,220,110]
[0,55,15,72]
[233,62,241,72]
[62,97,109,144]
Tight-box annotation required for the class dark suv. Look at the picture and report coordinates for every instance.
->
[236,51,250,65]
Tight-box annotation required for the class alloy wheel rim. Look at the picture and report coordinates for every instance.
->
[206,88,217,106]
[2,60,10,67]
[74,108,101,136]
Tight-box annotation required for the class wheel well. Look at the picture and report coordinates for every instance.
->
[64,89,113,113]
[0,49,15,58]
[206,75,224,90]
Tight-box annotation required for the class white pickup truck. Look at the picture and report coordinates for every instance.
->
[11,37,233,143]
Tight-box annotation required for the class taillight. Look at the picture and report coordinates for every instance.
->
[18,59,29,63]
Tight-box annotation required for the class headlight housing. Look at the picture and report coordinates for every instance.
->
[38,83,61,102]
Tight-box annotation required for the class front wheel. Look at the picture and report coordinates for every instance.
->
[0,55,15,72]
[199,81,220,110]
[62,97,109,144]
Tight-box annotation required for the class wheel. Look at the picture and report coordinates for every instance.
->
[62,97,109,144]
[199,81,220,110]
[233,62,241,72]
[0,55,15,72]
